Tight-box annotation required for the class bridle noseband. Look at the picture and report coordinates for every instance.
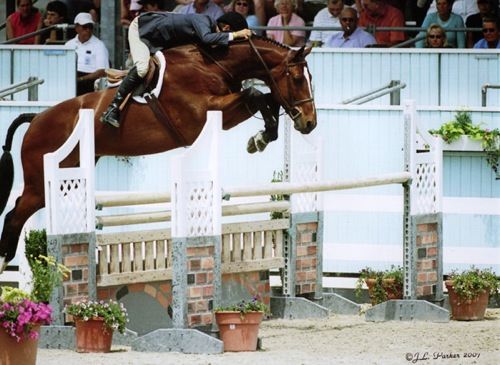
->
[248,38,314,123]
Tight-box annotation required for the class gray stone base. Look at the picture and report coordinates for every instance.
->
[365,300,450,322]
[39,325,75,349]
[317,293,361,315]
[132,328,223,354]
[39,326,139,349]
[271,296,329,319]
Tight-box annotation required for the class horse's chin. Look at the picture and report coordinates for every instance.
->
[294,120,317,134]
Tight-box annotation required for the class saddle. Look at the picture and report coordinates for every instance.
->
[105,56,161,96]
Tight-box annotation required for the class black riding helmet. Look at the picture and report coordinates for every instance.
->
[216,12,248,32]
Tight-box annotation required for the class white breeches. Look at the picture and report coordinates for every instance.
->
[129,17,150,78]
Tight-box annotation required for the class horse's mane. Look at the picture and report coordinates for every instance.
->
[164,35,291,56]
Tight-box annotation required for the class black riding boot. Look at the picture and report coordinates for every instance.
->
[101,67,143,128]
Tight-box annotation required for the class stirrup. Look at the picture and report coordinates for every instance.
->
[100,109,120,128]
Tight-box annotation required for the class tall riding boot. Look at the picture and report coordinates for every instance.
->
[101,67,143,128]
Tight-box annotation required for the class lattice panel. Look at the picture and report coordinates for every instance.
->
[292,162,319,213]
[414,163,438,215]
[185,181,215,237]
[55,178,89,233]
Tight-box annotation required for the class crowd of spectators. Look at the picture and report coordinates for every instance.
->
[4,0,500,56]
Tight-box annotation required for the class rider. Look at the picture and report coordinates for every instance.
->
[101,11,253,128]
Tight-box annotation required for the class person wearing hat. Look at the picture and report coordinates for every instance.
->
[65,12,109,95]
[101,12,252,128]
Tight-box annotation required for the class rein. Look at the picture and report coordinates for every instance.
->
[248,38,313,122]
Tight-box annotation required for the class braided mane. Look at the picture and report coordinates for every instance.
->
[250,35,291,51]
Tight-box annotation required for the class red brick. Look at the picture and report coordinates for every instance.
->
[416,286,424,297]
[77,283,89,295]
[202,285,214,297]
[64,255,88,267]
[65,284,78,296]
[159,283,171,294]
[307,245,317,256]
[188,286,203,298]
[200,257,214,270]
[417,272,427,283]
[427,272,438,282]
[144,284,157,298]
[188,314,201,326]
[422,285,433,296]
[200,313,213,325]
[306,271,317,281]
[196,273,207,284]
[189,259,201,271]
[427,247,437,257]
[298,232,313,244]
[416,236,423,247]
[296,271,306,282]
[97,288,110,300]
[421,232,437,245]
[71,243,88,253]
[156,292,169,309]
[296,246,308,257]
[420,259,433,271]
[128,283,145,292]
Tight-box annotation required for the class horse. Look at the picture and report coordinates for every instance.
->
[0,36,316,271]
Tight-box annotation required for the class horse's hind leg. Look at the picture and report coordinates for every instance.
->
[0,188,44,268]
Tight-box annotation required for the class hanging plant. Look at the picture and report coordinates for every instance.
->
[429,111,500,178]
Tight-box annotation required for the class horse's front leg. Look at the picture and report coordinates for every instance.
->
[211,87,280,154]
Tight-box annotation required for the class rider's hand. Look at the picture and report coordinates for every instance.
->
[233,29,253,40]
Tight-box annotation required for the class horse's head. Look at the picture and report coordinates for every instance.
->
[271,46,316,134]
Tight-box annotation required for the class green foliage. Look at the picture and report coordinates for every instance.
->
[30,255,70,303]
[0,287,31,303]
[355,265,404,305]
[447,267,500,301]
[24,229,47,265]
[65,299,129,334]
[429,111,500,176]
[270,170,289,219]
[215,297,270,316]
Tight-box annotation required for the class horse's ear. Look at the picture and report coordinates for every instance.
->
[289,46,305,62]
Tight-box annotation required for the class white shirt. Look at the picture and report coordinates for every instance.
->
[309,7,341,44]
[66,35,109,74]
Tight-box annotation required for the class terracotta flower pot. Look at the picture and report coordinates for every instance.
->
[0,326,40,365]
[365,278,403,305]
[215,311,263,352]
[445,281,489,321]
[75,317,113,352]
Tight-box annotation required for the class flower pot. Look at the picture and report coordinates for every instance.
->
[445,281,489,321]
[215,311,263,352]
[75,317,113,352]
[365,278,403,305]
[0,326,40,365]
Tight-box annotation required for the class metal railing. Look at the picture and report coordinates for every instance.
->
[342,80,406,105]
[482,84,500,107]
[0,77,44,101]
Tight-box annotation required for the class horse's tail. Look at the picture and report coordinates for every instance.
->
[0,113,37,215]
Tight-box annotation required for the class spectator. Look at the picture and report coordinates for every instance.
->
[416,0,465,48]
[309,0,344,47]
[474,16,500,47]
[466,0,498,47]
[40,1,69,44]
[356,0,406,46]
[139,0,164,10]
[63,0,99,23]
[121,0,142,26]
[6,0,43,44]
[228,0,261,32]
[424,23,450,47]
[296,0,330,24]
[267,0,306,46]
[423,0,479,23]
[254,0,278,28]
[65,12,109,95]
[178,0,225,22]
[325,7,376,47]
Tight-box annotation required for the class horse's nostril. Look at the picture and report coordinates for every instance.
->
[307,121,313,131]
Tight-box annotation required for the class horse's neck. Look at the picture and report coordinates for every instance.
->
[228,40,287,80]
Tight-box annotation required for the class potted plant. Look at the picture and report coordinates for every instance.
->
[0,287,52,365]
[28,254,70,303]
[429,111,500,177]
[65,299,129,353]
[355,265,404,305]
[445,267,499,321]
[214,296,270,352]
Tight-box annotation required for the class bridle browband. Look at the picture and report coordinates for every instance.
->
[248,38,314,123]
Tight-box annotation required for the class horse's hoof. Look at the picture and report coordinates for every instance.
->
[0,256,6,274]
[254,132,268,152]
[247,136,258,154]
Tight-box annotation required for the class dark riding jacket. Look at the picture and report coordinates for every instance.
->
[138,12,230,54]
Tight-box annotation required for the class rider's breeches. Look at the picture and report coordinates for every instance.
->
[129,17,150,78]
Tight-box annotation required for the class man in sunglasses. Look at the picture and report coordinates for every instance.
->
[474,17,500,48]
[65,12,109,95]
[325,7,376,48]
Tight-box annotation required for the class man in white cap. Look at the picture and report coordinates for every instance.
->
[65,12,109,95]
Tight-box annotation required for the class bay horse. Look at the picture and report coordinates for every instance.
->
[0,36,316,271]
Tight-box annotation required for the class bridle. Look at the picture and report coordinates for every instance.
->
[248,38,314,123]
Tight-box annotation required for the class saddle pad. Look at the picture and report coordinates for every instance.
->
[133,51,166,104]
